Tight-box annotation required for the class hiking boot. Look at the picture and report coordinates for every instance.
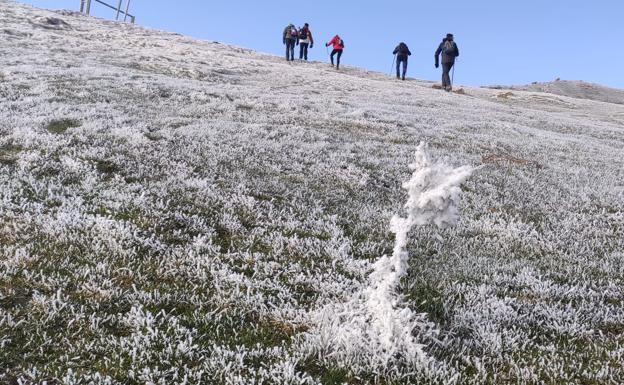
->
[402,76,405,81]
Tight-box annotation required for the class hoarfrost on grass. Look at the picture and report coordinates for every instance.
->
[1,2,623,384]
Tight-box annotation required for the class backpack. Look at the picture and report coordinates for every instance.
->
[299,28,308,40]
[443,40,455,55]
[285,25,296,39]
[398,43,408,54]
[337,38,344,48]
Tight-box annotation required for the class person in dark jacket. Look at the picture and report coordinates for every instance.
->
[393,42,411,80]
[283,23,299,61]
[434,33,459,91]
[298,23,314,61]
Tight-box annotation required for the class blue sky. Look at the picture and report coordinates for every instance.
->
[17,0,624,88]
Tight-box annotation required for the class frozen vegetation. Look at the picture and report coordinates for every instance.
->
[307,142,473,380]
[1,2,623,384]
[487,80,624,106]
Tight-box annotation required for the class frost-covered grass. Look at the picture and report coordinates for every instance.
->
[1,2,624,384]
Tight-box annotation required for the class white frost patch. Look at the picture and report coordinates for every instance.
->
[306,142,473,375]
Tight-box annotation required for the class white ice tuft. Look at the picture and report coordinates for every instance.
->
[306,142,473,376]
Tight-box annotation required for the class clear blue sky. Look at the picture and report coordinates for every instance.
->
[17,0,624,88]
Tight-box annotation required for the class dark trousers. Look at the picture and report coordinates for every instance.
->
[396,57,407,79]
[442,62,454,89]
[330,49,343,68]
[285,39,296,61]
[299,43,309,60]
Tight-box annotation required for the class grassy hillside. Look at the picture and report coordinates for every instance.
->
[487,80,624,105]
[1,2,623,384]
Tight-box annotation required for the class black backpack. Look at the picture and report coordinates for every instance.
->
[299,28,308,40]
[338,38,344,48]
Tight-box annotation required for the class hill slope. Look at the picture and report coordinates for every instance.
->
[488,79,624,105]
[1,2,623,384]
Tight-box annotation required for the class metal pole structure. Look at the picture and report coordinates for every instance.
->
[115,0,123,20]
[85,0,91,14]
[80,0,85,13]
[123,0,131,22]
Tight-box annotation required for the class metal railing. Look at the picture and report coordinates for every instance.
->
[80,0,136,23]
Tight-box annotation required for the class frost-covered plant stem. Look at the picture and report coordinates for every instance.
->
[308,142,473,376]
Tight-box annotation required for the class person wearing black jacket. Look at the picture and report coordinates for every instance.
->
[393,42,411,80]
[298,23,314,61]
[283,23,299,61]
[434,33,459,91]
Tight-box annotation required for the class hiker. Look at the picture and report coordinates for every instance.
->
[326,35,344,69]
[283,23,299,61]
[392,42,411,80]
[434,33,459,91]
[298,23,314,61]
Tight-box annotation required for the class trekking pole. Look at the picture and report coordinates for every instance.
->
[390,54,396,76]
[452,60,456,88]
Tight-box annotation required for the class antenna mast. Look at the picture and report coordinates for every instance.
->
[80,0,136,23]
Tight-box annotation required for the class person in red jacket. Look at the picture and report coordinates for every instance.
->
[325,35,344,69]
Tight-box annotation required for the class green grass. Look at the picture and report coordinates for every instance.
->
[45,118,81,134]
[0,143,22,166]
[96,159,120,175]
